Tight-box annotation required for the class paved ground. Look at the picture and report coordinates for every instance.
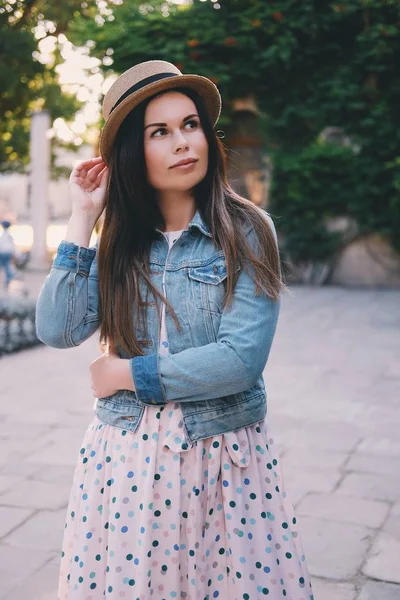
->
[0,267,399,599]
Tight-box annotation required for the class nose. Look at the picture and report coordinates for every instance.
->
[172,129,189,153]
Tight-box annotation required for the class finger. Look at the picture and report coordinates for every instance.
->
[86,162,106,183]
[88,160,106,175]
[71,159,104,182]
[72,158,103,178]
[97,167,108,187]
[75,157,104,170]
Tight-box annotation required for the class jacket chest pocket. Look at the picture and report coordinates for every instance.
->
[188,256,229,315]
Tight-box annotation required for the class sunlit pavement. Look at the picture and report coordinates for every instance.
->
[0,282,399,599]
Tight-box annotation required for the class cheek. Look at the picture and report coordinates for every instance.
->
[198,135,209,164]
[144,144,165,186]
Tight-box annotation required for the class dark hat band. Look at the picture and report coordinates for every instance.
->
[110,72,178,114]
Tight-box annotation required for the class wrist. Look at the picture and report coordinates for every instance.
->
[66,212,97,247]
[114,358,135,392]
[70,210,98,228]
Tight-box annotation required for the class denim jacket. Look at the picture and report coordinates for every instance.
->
[35,208,280,443]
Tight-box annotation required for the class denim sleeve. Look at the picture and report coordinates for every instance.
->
[130,213,281,405]
[35,240,100,348]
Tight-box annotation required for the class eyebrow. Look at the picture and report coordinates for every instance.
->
[144,113,199,131]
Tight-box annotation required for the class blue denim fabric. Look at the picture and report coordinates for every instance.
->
[35,208,280,442]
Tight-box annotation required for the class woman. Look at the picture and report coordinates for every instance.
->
[36,60,313,600]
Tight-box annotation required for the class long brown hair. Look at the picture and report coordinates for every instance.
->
[98,86,284,356]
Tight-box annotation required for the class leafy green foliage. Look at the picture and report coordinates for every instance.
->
[0,0,102,175]
[70,0,400,258]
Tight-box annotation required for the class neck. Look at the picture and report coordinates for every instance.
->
[157,190,196,232]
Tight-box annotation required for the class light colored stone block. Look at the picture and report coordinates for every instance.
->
[357,579,400,600]
[0,507,33,539]
[337,473,400,503]
[297,516,372,579]
[362,532,400,584]
[25,440,80,467]
[3,560,59,600]
[0,460,43,479]
[357,437,400,457]
[281,465,342,495]
[283,448,348,471]
[0,476,23,495]
[383,503,400,541]
[0,544,53,598]
[0,479,71,510]
[38,426,88,446]
[297,493,389,529]
[31,464,75,486]
[0,439,40,462]
[274,421,361,453]
[346,453,400,478]
[310,577,356,600]
[4,509,66,552]
[4,409,65,428]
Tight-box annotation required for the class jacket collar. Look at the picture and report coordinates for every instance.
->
[188,208,212,238]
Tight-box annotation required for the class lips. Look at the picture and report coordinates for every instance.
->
[170,158,198,168]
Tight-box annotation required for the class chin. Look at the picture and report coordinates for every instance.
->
[169,172,205,191]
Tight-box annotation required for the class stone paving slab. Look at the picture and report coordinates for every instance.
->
[0,545,54,598]
[0,475,23,495]
[280,463,343,494]
[311,577,357,600]
[346,453,400,478]
[356,437,400,458]
[0,479,71,510]
[297,515,373,580]
[383,503,400,540]
[362,532,400,584]
[28,463,75,485]
[25,439,84,467]
[282,447,348,471]
[296,493,389,529]
[337,472,400,503]
[4,509,66,553]
[0,506,34,539]
[356,580,400,600]
[3,560,59,600]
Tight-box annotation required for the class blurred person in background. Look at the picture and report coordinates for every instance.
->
[0,220,16,291]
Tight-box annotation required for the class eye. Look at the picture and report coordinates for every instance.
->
[185,119,199,130]
[151,127,168,138]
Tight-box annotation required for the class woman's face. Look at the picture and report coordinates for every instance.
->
[143,91,208,194]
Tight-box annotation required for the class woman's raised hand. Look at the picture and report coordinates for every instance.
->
[69,157,109,221]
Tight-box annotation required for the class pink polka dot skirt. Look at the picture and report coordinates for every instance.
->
[58,403,314,599]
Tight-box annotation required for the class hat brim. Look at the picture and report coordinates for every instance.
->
[99,74,221,164]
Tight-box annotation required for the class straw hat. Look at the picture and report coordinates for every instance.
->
[99,59,222,164]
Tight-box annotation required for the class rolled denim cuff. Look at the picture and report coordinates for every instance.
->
[130,354,166,406]
[53,240,96,276]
